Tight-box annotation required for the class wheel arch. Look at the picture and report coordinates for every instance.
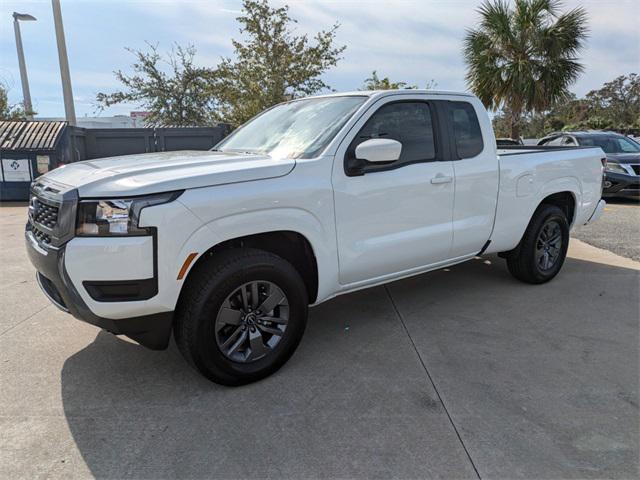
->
[168,206,338,310]
[538,190,577,226]
[184,230,319,304]
[498,189,577,258]
[535,177,580,225]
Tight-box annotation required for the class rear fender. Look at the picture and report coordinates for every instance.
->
[489,176,581,253]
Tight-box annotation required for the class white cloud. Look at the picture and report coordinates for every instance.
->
[1,0,638,117]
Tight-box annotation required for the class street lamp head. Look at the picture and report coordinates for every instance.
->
[13,12,37,22]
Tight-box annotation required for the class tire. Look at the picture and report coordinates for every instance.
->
[505,204,570,284]
[174,248,308,386]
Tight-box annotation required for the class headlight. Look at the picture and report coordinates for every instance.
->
[76,191,181,236]
[605,162,628,175]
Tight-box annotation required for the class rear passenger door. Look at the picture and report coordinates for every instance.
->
[445,100,499,257]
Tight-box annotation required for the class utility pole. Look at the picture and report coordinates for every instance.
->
[51,0,76,125]
[12,12,36,120]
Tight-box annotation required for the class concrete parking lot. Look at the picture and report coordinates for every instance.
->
[1,203,638,479]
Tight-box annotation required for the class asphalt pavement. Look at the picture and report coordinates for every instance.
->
[1,203,638,479]
[573,199,640,261]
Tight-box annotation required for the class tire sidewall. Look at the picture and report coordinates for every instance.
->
[526,206,570,282]
[190,255,308,384]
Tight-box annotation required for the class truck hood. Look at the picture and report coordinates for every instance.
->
[41,150,295,197]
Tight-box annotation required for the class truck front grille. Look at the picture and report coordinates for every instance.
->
[32,199,59,229]
[28,188,62,247]
[631,165,640,175]
[26,181,77,249]
[31,226,52,245]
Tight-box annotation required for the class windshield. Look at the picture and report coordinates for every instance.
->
[578,135,640,154]
[216,96,367,159]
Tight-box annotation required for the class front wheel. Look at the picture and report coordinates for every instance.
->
[174,248,308,386]
[505,204,570,284]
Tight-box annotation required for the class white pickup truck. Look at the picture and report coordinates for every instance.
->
[26,90,606,385]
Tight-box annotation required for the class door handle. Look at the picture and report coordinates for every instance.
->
[431,174,453,184]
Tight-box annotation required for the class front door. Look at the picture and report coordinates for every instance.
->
[332,98,455,285]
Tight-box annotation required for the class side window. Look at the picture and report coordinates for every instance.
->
[449,102,483,158]
[563,137,577,146]
[349,102,436,164]
[617,137,639,153]
[545,136,564,146]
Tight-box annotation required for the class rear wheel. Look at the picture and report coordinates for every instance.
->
[505,204,569,284]
[174,248,308,386]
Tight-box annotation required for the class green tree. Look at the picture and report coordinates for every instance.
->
[361,71,437,90]
[362,71,415,90]
[493,74,640,138]
[464,0,588,138]
[96,43,218,126]
[582,74,640,132]
[213,0,345,126]
[0,83,34,120]
[493,93,586,138]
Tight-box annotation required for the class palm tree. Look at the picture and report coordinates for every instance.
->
[464,0,588,138]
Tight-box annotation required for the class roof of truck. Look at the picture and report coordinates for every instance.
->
[309,89,475,99]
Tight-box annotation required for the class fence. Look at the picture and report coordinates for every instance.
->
[67,124,232,162]
[0,122,232,201]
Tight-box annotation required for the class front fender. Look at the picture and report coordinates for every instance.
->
[173,207,339,305]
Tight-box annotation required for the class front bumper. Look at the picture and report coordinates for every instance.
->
[25,228,173,350]
[603,172,640,199]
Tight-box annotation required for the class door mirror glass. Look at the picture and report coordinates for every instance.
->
[355,138,402,163]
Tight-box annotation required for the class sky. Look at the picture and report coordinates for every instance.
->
[0,0,638,119]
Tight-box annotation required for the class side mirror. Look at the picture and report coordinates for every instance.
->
[355,138,402,163]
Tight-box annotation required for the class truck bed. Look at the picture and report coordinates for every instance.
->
[488,145,605,254]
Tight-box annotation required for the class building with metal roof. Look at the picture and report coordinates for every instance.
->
[0,120,232,201]
[0,121,69,201]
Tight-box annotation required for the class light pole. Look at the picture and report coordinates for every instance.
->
[12,12,36,120]
[52,0,76,126]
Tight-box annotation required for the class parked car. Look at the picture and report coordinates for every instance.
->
[26,90,605,385]
[538,131,640,199]
[496,137,523,147]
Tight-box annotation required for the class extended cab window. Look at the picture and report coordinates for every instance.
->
[449,102,483,158]
[350,102,436,163]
